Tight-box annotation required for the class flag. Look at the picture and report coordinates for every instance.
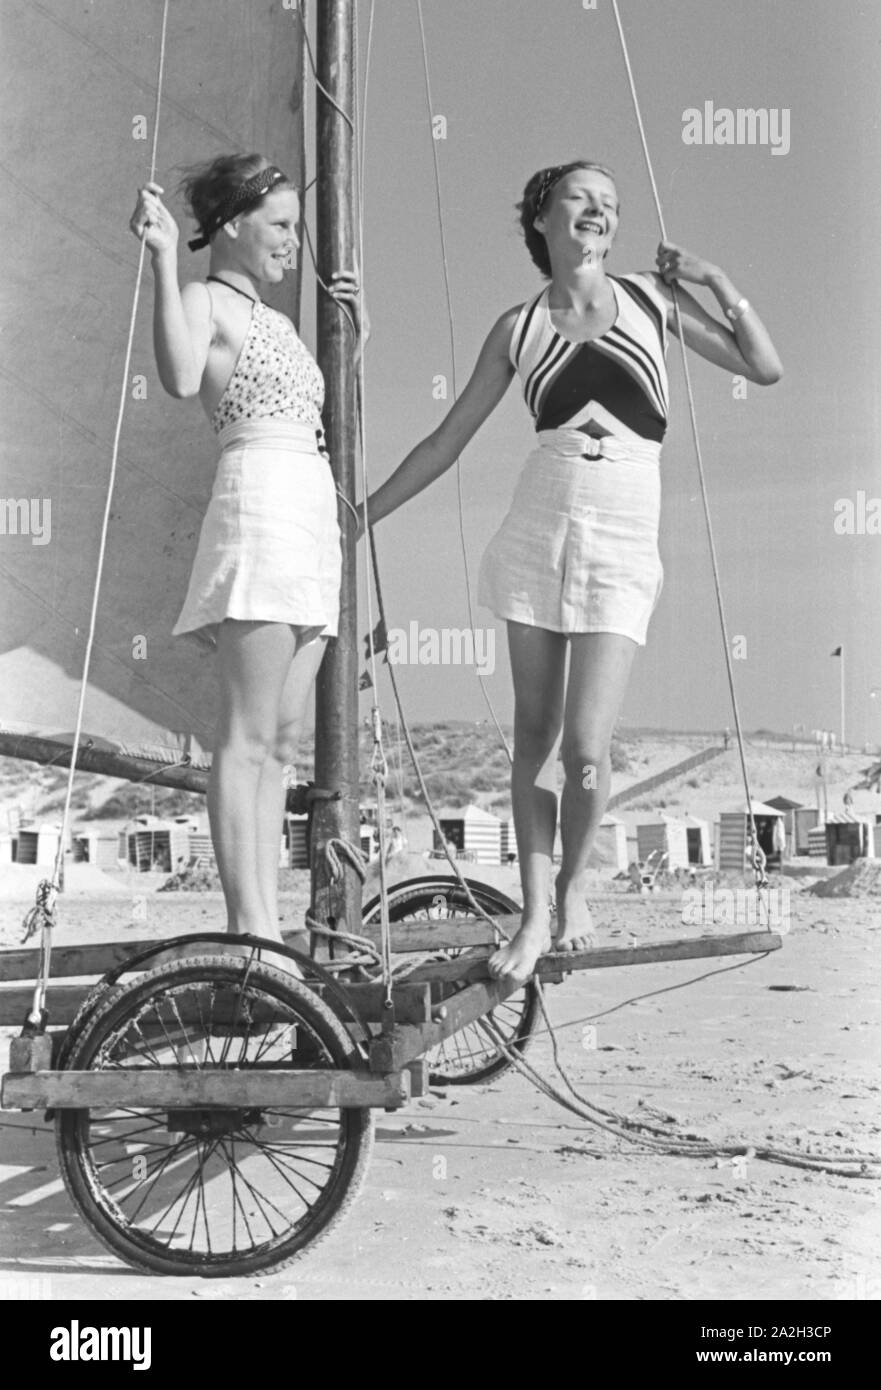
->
[358,670,373,691]
[362,620,388,662]
[831,647,842,657]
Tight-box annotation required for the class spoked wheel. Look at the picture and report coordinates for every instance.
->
[362,877,539,1085]
[56,955,373,1277]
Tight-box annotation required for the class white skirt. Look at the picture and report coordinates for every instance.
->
[478,431,664,645]
[172,419,342,650]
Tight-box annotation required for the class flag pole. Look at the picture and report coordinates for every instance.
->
[840,644,846,752]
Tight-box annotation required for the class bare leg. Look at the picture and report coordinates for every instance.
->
[556,633,637,949]
[254,631,328,943]
[208,620,298,937]
[488,623,566,982]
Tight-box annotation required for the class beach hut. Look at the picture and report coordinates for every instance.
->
[436,804,502,865]
[72,829,123,869]
[765,796,820,855]
[591,814,629,871]
[807,825,827,858]
[12,821,61,866]
[500,817,517,862]
[823,810,877,865]
[123,816,191,874]
[550,813,628,871]
[683,813,712,866]
[636,814,690,869]
[284,813,310,870]
[716,801,786,872]
[186,830,218,870]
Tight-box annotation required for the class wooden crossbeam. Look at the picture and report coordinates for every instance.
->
[370,931,783,1071]
[357,920,501,950]
[1,1067,409,1111]
[408,931,783,987]
[0,933,315,982]
[0,918,500,984]
[369,976,520,1071]
[0,979,434,1029]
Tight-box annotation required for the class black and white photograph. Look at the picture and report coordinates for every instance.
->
[0,0,879,1335]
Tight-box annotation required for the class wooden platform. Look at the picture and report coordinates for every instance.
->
[0,927,782,1031]
[1,1067,410,1111]
[1,925,782,1111]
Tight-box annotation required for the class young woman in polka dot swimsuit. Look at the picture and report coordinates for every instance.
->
[130,155,364,957]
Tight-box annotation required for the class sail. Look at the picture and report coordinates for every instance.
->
[0,0,306,763]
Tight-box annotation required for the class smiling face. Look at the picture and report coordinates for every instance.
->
[534,168,620,270]
[222,186,300,282]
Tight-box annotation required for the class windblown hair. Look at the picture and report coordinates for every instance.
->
[178,153,295,245]
[517,160,619,277]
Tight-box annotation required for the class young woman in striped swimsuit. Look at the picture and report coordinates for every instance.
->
[130,155,363,955]
[362,160,782,983]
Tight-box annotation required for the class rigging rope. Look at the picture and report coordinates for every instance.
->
[349,0,507,945]
[353,0,395,1007]
[22,0,171,1026]
[609,0,770,909]
[339,0,849,1177]
[476,986,879,1178]
[414,0,513,764]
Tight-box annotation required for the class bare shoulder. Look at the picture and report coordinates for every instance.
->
[625,269,670,302]
[483,301,529,354]
[180,279,211,310]
[180,279,213,324]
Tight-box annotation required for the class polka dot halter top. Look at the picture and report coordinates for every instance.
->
[210,293,325,437]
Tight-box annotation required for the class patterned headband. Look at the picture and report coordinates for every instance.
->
[188,166,289,251]
[534,165,565,217]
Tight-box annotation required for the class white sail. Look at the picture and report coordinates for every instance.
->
[0,0,306,764]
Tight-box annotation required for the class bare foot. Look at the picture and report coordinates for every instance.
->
[488,912,552,983]
[553,874,596,953]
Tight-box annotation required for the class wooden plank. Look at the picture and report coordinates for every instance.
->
[0,984,87,1027]
[0,918,503,981]
[0,980,433,1029]
[348,983,432,1025]
[370,930,783,1071]
[1,1068,409,1111]
[407,931,784,987]
[0,932,311,982]
[369,975,522,1072]
[359,920,503,951]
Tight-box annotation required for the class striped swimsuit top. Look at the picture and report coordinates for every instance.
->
[210,296,326,441]
[509,272,670,447]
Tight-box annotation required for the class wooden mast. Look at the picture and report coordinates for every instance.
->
[311,0,361,944]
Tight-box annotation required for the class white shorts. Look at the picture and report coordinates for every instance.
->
[172,419,341,650]
[478,440,664,645]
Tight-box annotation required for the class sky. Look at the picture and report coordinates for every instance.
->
[297,0,880,747]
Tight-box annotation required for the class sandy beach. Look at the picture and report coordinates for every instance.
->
[1,856,879,1301]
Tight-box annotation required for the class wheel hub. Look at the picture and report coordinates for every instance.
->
[165,1107,264,1138]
